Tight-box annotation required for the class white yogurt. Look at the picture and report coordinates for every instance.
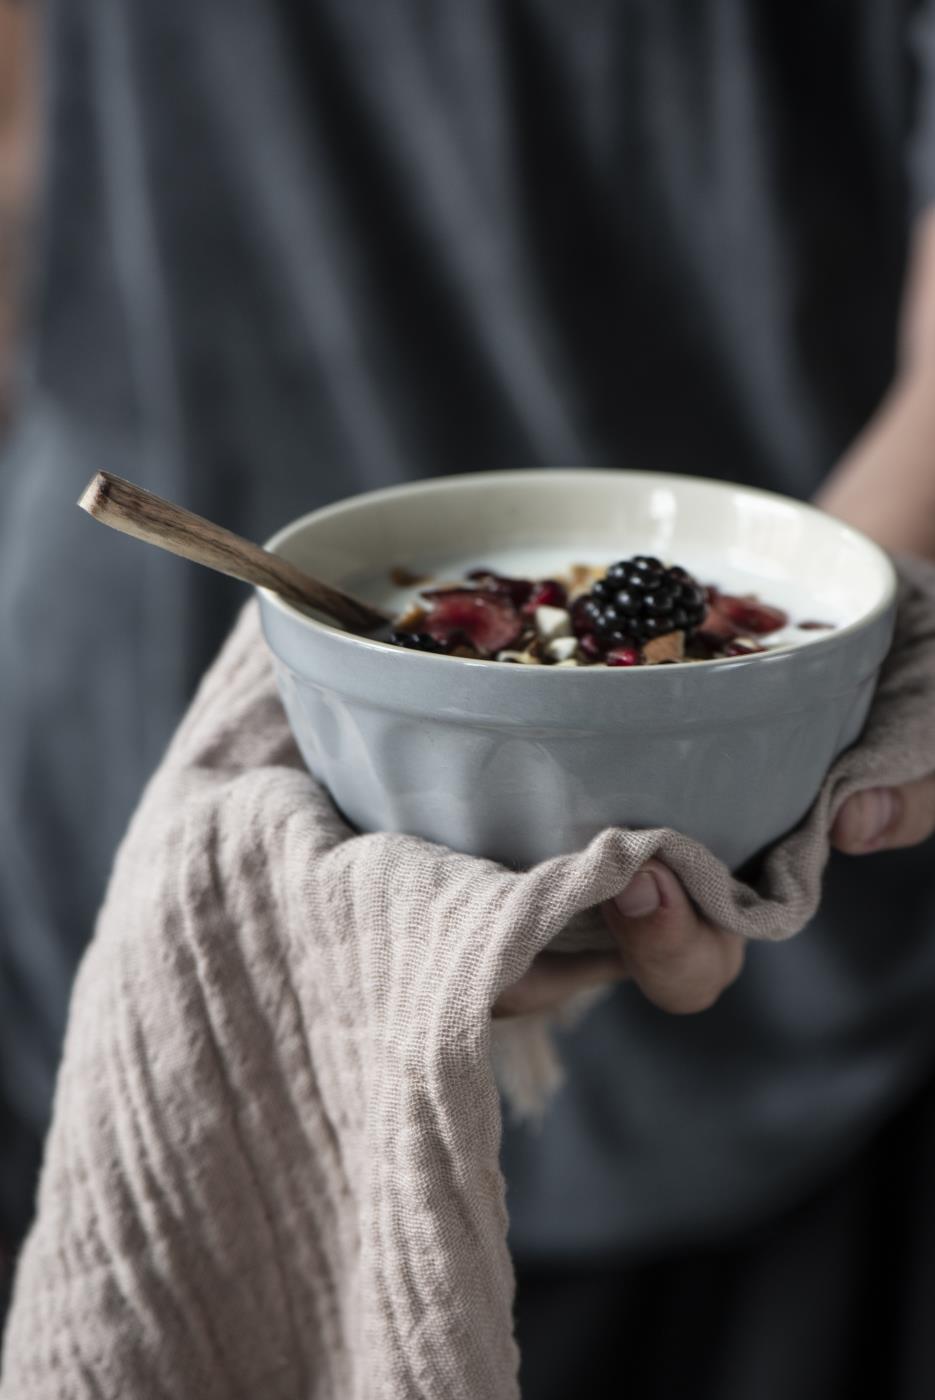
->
[360,546,843,655]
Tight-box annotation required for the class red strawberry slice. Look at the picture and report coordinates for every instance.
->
[715,594,788,635]
[422,589,522,655]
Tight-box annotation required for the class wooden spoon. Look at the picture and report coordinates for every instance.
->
[78,471,392,635]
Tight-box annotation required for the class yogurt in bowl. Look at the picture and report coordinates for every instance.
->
[257,469,897,871]
[378,550,836,667]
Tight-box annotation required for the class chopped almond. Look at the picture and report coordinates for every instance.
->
[496,650,540,664]
[546,636,579,663]
[643,630,686,664]
[394,603,427,631]
[564,562,607,599]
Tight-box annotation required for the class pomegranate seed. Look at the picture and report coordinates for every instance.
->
[606,645,642,667]
[522,579,568,614]
[540,579,568,607]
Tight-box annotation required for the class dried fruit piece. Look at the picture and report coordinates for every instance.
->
[464,570,533,608]
[422,589,522,655]
[698,604,740,640]
[715,594,788,635]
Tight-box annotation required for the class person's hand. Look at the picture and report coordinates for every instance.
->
[830,776,935,855]
[493,861,745,1018]
[494,776,935,1020]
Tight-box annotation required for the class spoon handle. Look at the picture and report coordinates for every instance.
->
[78,472,389,633]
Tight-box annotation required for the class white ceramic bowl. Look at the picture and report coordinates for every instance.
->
[258,470,897,871]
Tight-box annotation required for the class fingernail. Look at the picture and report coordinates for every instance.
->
[614,870,661,919]
[853,788,897,848]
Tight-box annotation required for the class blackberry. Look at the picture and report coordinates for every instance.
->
[586,556,706,644]
[388,629,448,654]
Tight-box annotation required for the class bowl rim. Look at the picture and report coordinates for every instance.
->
[258,467,899,676]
